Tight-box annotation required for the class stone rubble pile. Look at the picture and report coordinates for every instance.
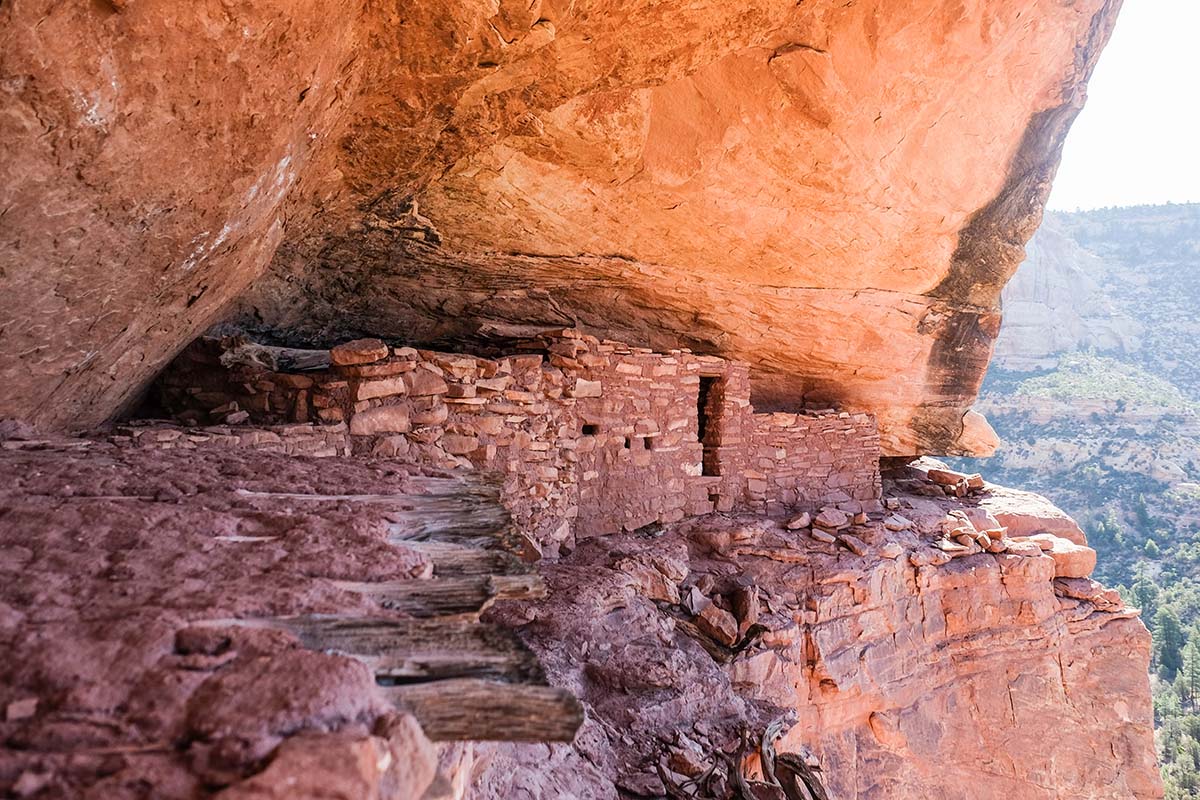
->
[777,499,902,560]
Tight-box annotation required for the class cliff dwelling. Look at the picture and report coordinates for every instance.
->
[0,0,1165,798]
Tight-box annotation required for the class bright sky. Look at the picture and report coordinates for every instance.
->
[1046,0,1200,211]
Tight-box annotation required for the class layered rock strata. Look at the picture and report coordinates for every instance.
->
[0,425,1161,799]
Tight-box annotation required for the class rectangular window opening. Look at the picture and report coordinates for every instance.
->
[582,423,599,436]
[697,376,722,477]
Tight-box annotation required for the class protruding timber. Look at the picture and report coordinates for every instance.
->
[378,679,583,742]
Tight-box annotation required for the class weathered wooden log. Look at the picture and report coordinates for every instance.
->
[219,343,331,372]
[384,496,511,545]
[379,679,583,742]
[331,575,545,617]
[272,616,545,683]
[405,541,527,577]
[231,486,516,549]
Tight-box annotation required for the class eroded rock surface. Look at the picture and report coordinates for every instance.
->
[0,426,1161,798]
[1,1,1121,455]
[477,482,1161,799]
[0,435,546,798]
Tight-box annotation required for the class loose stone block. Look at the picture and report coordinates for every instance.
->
[694,601,738,646]
[349,405,411,435]
[355,377,408,401]
[331,338,390,366]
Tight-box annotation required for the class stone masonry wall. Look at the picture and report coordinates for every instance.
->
[155,330,882,549]
[741,411,881,513]
[570,344,720,535]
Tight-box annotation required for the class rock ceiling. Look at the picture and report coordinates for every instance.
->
[0,0,1121,454]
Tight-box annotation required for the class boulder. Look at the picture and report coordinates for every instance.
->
[617,557,681,604]
[1027,534,1097,579]
[838,533,868,557]
[694,602,739,646]
[979,486,1087,545]
[927,468,970,487]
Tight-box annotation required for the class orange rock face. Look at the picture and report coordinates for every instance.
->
[1,1,1121,455]
[480,484,1162,799]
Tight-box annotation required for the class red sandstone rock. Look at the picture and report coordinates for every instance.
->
[1027,534,1097,578]
[348,405,411,436]
[927,468,969,487]
[979,486,1088,545]
[5,698,37,722]
[354,376,407,401]
[838,533,868,557]
[694,600,739,646]
[1006,539,1045,557]
[617,556,682,604]
[810,529,837,544]
[331,339,390,366]
[784,512,812,531]
[405,369,449,397]
[1055,577,1124,611]
[909,548,953,567]
[440,434,479,455]
[813,508,849,530]
[1,1,1120,460]
[217,722,436,800]
[483,495,1160,800]
[732,585,760,633]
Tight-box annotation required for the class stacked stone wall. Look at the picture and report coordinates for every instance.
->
[571,344,717,536]
[160,338,579,544]
[741,411,881,511]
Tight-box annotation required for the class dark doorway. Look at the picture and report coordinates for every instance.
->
[697,376,722,476]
